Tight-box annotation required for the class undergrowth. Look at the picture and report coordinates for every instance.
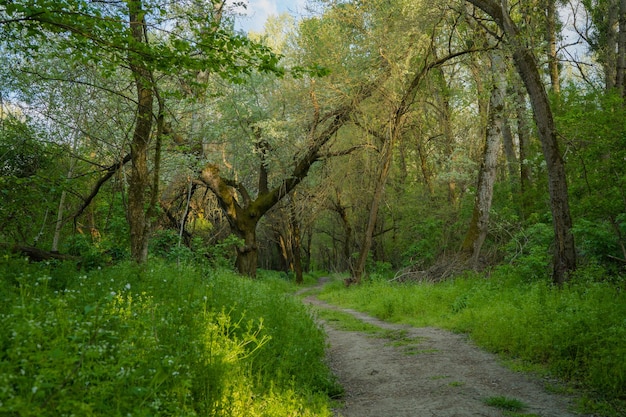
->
[0,256,337,416]
[318,266,626,416]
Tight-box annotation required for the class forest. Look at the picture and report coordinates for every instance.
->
[0,0,625,415]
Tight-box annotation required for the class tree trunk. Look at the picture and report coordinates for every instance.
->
[462,52,505,266]
[417,142,434,196]
[351,128,395,284]
[235,225,259,278]
[274,225,290,272]
[467,0,576,284]
[440,81,459,206]
[502,116,518,188]
[52,164,75,252]
[127,0,154,264]
[332,190,354,272]
[289,198,303,284]
[515,84,533,216]
[52,132,79,252]
[511,43,576,285]
[606,0,620,91]
[2,243,80,262]
[303,228,312,272]
[617,0,626,97]
[546,0,560,94]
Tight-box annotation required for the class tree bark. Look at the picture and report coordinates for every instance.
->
[1,243,80,262]
[466,0,576,284]
[417,142,435,196]
[515,85,533,216]
[289,196,304,284]
[351,127,395,284]
[236,226,259,278]
[545,0,560,94]
[127,0,154,264]
[502,116,518,187]
[617,0,626,97]
[605,0,620,91]
[438,73,459,206]
[52,155,76,252]
[462,52,505,266]
[330,189,354,272]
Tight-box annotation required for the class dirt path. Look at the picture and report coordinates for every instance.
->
[299,280,589,417]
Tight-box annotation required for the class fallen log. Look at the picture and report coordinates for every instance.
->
[0,243,80,262]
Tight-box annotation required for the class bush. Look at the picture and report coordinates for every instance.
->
[503,222,553,281]
[150,231,242,269]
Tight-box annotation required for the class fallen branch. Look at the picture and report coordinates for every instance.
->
[0,243,80,262]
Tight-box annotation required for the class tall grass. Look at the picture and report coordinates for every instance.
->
[318,267,626,414]
[0,257,336,416]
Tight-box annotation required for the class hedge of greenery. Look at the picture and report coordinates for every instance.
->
[0,257,338,416]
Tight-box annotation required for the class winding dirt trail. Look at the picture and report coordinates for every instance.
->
[299,280,590,417]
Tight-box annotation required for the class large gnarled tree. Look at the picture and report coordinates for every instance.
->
[199,82,380,277]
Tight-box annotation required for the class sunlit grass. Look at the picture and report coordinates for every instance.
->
[0,258,336,416]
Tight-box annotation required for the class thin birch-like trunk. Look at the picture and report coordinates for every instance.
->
[462,52,506,265]
[52,133,79,252]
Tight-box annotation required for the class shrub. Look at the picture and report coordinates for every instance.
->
[503,222,553,281]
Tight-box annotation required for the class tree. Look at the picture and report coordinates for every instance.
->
[580,0,626,94]
[187,0,397,277]
[461,52,507,265]
[1,0,281,263]
[198,80,380,277]
[545,0,562,93]
[466,0,576,284]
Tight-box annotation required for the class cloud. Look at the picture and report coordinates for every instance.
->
[229,0,277,33]
[230,0,308,33]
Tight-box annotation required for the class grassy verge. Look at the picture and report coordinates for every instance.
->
[0,257,338,416]
[317,267,626,416]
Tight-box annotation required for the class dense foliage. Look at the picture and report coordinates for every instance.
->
[1,0,625,281]
[0,258,338,416]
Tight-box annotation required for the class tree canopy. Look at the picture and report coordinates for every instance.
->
[1,0,625,284]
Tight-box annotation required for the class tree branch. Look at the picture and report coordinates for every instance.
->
[73,153,131,222]
[318,144,379,159]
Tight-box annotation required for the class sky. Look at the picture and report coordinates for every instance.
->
[229,0,308,33]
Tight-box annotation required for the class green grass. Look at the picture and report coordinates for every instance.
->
[315,308,381,333]
[484,396,526,411]
[0,257,337,416]
[314,305,425,356]
[318,268,626,416]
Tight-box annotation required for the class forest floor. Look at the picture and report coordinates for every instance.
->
[299,278,591,417]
